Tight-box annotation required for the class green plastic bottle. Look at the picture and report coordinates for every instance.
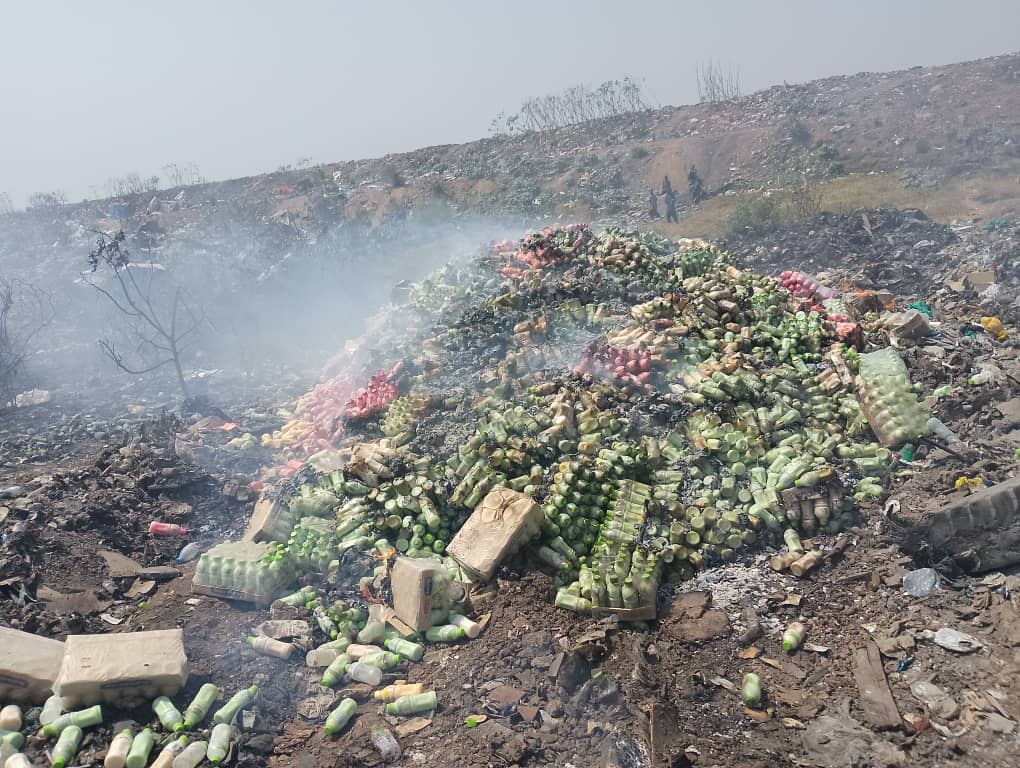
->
[321,653,351,688]
[42,705,103,737]
[182,683,220,729]
[52,726,83,768]
[152,696,184,732]
[0,731,25,751]
[206,723,232,764]
[384,637,424,662]
[213,685,258,725]
[424,625,465,643]
[323,698,358,736]
[126,728,155,768]
[358,651,402,670]
[384,691,437,716]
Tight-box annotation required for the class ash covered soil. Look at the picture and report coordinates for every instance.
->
[2,210,1020,768]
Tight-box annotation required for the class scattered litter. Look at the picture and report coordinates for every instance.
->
[929,628,984,654]
[902,568,940,597]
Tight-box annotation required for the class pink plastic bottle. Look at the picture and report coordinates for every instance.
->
[149,521,189,536]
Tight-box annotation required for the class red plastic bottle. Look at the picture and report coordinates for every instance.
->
[148,521,189,536]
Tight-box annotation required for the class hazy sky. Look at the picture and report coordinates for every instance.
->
[2,0,1017,206]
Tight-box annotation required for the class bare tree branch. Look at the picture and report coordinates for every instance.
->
[86,231,208,398]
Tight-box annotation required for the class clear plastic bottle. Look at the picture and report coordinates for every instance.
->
[347,661,382,686]
[206,723,232,764]
[126,728,155,768]
[370,726,401,763]
[176,543,204,563]
[104,728,134,768]
[171,740,207,768]
[152,696,184,732]
[39,695,64,726]
[305,646,339,668]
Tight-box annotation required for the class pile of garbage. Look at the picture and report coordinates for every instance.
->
[217,223,976,626]
[2,220,1017,767]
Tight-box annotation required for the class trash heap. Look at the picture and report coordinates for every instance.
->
[218,224,939,623]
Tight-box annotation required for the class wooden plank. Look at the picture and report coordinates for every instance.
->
[852,639,901,730]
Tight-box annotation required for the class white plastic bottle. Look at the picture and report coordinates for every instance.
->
[0,705,21,731]
[347,661,382,686]
[150,736,189,768]
[5,754,31,768]
[104,728,134,768]
[247,635,293,659]
[39,695,64,726]
[449,613,482,639]
[305,646,339,667]
[172,740,207,768]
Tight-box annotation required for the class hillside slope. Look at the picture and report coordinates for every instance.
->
[3,51,1020,252]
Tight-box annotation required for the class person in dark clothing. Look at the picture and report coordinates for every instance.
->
[661,175,673,197]
[664,188,678,223]
[688,165,707,204]
[648,188,659,219]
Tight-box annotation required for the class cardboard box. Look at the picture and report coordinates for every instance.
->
[244,494,294,542]
[0,627,65,704]
[54,629,188,707]
[447,486,543,583]
[391,557,444,631]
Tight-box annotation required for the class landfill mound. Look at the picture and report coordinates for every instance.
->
[234,224,936,624]
[725,208,960,294]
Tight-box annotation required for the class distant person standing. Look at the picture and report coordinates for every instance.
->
[647,188,659,219]
[688,165,707,204]
[661,175,673,197]
[663,187,678,223]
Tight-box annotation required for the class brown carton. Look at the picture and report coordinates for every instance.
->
[53,629,188,707]
[244,494,293,542]
[446,486,543,583]
[0,627,65,704]
[390,556,445,631]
